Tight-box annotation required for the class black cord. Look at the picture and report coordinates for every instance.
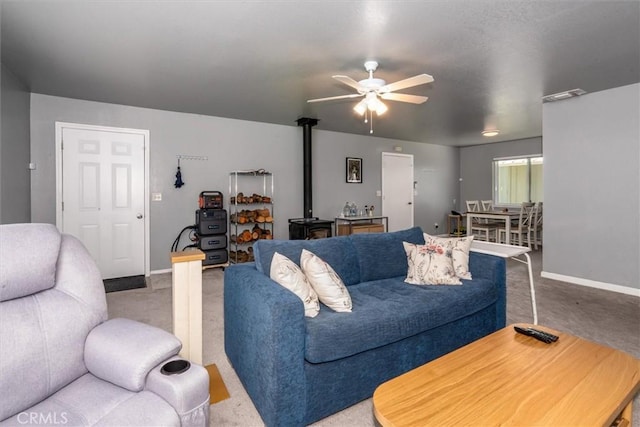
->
[172,225,196,252]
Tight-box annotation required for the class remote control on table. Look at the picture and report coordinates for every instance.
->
[514,326,559,344]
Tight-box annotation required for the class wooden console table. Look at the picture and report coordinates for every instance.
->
[335,215,388,236]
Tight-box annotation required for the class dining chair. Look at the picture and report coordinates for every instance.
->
[498,202,534,246]
[466,200,480,212]
[466,200,497,242]
[480,199,502,226]
[526,202,543,250]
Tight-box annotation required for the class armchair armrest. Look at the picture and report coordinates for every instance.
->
[224,263,307,427]
[145,356,210,427]
[84,318,181,391]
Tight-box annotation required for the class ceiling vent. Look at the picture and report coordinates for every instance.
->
[542,88,587,103]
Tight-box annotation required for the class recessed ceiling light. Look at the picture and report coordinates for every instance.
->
[482,130,499,137]
[542,88,587,103]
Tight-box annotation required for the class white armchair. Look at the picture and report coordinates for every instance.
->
[0,223,209,426]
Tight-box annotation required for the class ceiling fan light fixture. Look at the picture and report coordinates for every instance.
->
[375,100,388,115]
[354,99,367,116]
[482,130,500,137]
[308,60,434,134]
[365,92,379,110]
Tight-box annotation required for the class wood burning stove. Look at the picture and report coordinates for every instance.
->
[288,218,333,240]
[288,118,333,240]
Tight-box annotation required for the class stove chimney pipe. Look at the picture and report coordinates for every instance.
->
[296,117,318,218]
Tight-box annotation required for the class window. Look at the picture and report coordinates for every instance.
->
[493,156,543,206]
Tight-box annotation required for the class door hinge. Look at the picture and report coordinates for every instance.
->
[61,201,64,211]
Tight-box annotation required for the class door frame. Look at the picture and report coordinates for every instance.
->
[381,152,414,231]
[55,122,150,277]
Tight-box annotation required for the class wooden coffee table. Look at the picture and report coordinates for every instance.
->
[373,324,640,426]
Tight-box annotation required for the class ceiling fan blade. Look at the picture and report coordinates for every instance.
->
[380,93,429,104]
[307,93,363,103]
[381,74,434,93]
[332,75,364,91]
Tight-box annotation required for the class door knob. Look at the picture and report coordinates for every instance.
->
[137,214,143,219]
[408,202,412,205]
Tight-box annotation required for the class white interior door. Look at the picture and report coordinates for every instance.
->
[57,123,148,280]
[382,153,414,232]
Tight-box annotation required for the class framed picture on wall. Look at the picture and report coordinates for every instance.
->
[346,157,362,183]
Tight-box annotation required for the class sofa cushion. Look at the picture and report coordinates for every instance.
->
[403,241,462,285]
[423,233,474,279]
[253,237,361,286]
[349,226,425,282]
[304,275,498,363]
[270,252,320,317]
[300,249,352,312]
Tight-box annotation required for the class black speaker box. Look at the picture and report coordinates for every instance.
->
[199,234,227,251]
[196,209,227,236]
[202,249,228,266]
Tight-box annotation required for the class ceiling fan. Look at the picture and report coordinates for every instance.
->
[307,61,434,133]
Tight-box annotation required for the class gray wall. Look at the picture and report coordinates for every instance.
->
[0,63,31,223]
[30,94,459,271]
[459,137,542,211]
[542,83,639,292]
[312,131,459,235]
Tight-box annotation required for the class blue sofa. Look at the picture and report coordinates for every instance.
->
[224,227,506,426]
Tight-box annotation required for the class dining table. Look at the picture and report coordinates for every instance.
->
[465,210,521,245]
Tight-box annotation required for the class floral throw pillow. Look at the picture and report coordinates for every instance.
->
[423,233,474,280]
[270,252,320,317]
[300,249,352,312]
[403,241,462,285]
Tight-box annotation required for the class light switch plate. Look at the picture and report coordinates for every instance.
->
[152,193,162,201]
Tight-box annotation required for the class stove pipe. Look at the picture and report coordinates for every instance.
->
[296,117,318,218]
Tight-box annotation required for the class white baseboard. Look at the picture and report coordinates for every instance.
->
[150,268,172,276]
[541,271,640,297]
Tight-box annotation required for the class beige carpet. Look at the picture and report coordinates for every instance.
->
[107,250,640,427]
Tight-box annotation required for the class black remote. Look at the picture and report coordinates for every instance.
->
[514,326,559,344]
[536,329,559,342]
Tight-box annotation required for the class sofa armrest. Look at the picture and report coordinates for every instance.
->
[468,252,507,328]
[85,318,181,392]
[224,263,307,427]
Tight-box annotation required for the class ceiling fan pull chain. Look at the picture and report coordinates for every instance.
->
[370,111,374,134]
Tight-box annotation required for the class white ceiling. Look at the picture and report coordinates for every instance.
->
[2,1,639,146]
